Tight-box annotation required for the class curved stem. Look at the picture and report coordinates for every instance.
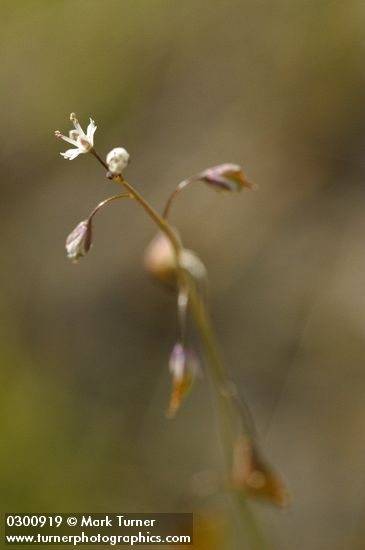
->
[91,148,254,445]
[90,148,265,546]
[90,148,180,250]
[117,177,182,251]
[162,177,194,219]
[88,193,131,221]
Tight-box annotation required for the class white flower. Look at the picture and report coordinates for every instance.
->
[55,113,97,160]
[106,147,130,175]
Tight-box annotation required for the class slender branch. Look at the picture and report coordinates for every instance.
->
[183,273,257,460]
[91,149,248,433]
[162,177,194,219]
[90,148,109,171]
[88,193,131,221]
[91,148,255,444]
[89,148,266,547]
[90,150,181,252]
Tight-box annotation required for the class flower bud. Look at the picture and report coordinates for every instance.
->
[167,342,199,418]
[65,219,92,263]
[106,147,130,175]
[180,249,207,281]
[198,164,254,192]
[144,233,206,288]
[143,232,177,287]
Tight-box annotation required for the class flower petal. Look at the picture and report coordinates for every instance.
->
[86,118,97,144]
[60,148,82,160]
[69,130,79,141]
[58,133,79,147]
[70,113,86,138]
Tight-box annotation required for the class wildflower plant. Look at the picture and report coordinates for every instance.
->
[55,113,288,543]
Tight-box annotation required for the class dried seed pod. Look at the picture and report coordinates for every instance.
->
[232,436,289,507]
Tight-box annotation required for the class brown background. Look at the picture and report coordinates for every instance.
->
[1,1,365,548]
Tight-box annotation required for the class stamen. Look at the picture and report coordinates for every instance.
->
[69,130,79,141]
[70,112,85,138]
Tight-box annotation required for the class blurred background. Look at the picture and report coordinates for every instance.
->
[2,0,365,548]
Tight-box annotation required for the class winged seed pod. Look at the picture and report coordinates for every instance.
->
[198,163,254,192]
[65,219,93,263]
[232,436,289,508]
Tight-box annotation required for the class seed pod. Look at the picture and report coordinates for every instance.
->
[232,436,289,508]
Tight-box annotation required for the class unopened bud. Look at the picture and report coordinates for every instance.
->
[167,342,199,417]
[144,233,206,287]
[65,219,92,263]
[198,164,254,192]
[180,249,207,281]
[143,232,178,287]
[106,147,130,175]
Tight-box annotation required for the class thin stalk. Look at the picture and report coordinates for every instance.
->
[88,193,131,221]
[90,149,265,547]
[162,177,194,219]
[91,149,178,247]
[116,176,181,251]
[185,277,245,441]
[91,148,253,453]
[90,148,109,171]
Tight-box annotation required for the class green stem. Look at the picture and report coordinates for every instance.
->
[88,193,131,221]
[162,177,194,220]
[185,277,241,448]
[90,150,265,548]
[116,176,181,252]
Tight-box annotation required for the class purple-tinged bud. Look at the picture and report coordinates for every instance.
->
[198,164,254,192]
[167,342,199,418]
[65,219,92,263]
